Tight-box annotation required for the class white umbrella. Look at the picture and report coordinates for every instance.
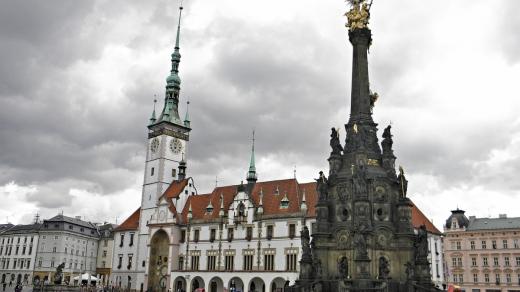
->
[73,273,98,281]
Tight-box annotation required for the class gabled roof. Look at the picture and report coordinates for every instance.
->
[161,178,189,200]
[411,203,442,235]
[114,208,141,232]
[181,178,315,222]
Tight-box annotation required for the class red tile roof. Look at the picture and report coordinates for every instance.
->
[181,179,314,222]
[114,208,140,231]
[412,202,442,235]
[161,179,189,200]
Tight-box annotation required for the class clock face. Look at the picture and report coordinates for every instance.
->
[150,138,160,153]
[169,138,183,154]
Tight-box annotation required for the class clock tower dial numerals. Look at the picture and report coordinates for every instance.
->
[169,138,183,154]
[150,137,160,153]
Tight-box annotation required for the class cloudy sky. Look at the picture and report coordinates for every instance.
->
[1,0,519,228]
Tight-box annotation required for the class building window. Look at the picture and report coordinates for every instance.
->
[209,229,216,243]
[267,225,274,240]
[224,255,234,271]
[516,256,520,266]
[493,257,499,266]
[120,234,124,247]
[227,228,233,242]
[118,255,123,269]
[505,256,510,266]
[514,239,519,248]
[28,245,32,255]
[264,254,274,271]
[286,254,297,271]
[483,257,488,266]
[103,250,107,258]
[129,233,134,246]
[172,169,176,177]
[193,230,200,243]
[104,240,108,247]
[52,247,56,253]
[492,240,497,249]
[190,255,199,271]
[495,273,500,285]
[127,254,133,269]
[102,261,106,268]
[473,273,478,283]
[178,257,184,271]
[243,255,253,271]
[151,167,155,176]
[246,227,253,241]
[503,239,508,249]
[484,273,489,283]
[470,240,475,250]
[207,255,216,271]
[26,260,30,269]
[289,224,296,239]
[482,240,487,249]
[457,257,462,267]
[178,230,185,243]
[471,257,477,267]
[506,273,511,284]
[456,241,461,250]
[452,258,457,267]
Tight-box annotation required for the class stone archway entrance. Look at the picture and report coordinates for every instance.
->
[208,277,223,292]
[270,277,286,292]
[191,277,205,292]
[228,277,244,292]
[248,277,265,292]
[147,229,170,292]
[174,276,186,291]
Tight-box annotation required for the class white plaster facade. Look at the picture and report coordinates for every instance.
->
[33,215,99,285]
[0,224,40,286]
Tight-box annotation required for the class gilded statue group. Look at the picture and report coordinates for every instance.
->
[345,0,371,31]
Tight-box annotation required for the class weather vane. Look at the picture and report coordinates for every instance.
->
[344,0,373,31]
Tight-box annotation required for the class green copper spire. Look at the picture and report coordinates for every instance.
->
[157,4,184,125]
[247,130,257,183]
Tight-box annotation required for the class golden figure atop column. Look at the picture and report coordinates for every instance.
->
[345,0,372,31]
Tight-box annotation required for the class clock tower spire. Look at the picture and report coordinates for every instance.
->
[141,2,191,212]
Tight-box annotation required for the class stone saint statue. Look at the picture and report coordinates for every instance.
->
[338,256,349,279]
[316,171,328,200]
[382,125,393,153]
[53,262,65,284]
[405,262,415,280]
[414,225,428,261]
[301,226,312,259]
[352,166,367,197]
[330,128,343,155]
[397,166,408,198]
[353,232,368,259]
[378,257,390,279]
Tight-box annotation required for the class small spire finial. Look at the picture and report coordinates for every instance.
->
[149,96,158,125]
[184,100,191,127]
[247,129,257,183]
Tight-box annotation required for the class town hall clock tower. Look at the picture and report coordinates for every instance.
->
[136,5,191,282]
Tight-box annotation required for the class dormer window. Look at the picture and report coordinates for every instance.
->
[280,193,289,209]
[206,201,214,214]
